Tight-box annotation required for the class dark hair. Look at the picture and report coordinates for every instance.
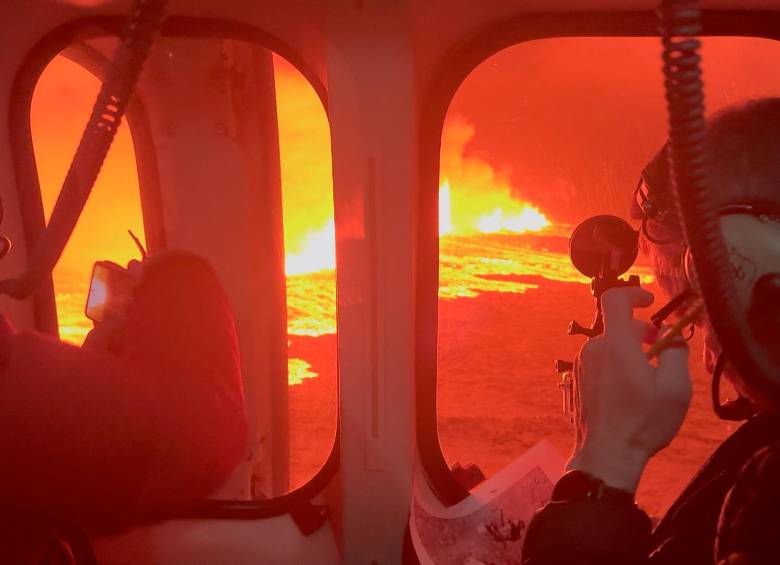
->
[641,97,780,296]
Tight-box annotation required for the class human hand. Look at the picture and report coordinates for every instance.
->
[82,314,126,352]
[82,260,143,353]
[567,286,692,493]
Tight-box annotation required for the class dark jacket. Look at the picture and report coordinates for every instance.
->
[0,252,247,531]
[522,412,780,564]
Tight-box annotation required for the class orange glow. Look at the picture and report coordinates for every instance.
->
[439,115,550,237]
[281,109,554,266]
[32,52,587,355]
[31,55,565,346]
[271,55,337,347]
[273,54,336,276]
[475,206,548,234]
[32,53,339,381]
[32,50,340,490]
[288,357,317,385]
[32,59,145,271]
[32,56,145,344]
[285,220,336,275]
[439,180,453,236]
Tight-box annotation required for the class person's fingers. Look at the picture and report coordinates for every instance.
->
[82,315,126,351]
[656,339,692,407]
[656,338,689,372]
[573,340,602,445]
[126,260,144,281]
[630,319,659,344]
[576,337,603,375]
[602,287,655,339]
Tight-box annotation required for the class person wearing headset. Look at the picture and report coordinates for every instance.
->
[522,98,780,564]
[0,251,247,561]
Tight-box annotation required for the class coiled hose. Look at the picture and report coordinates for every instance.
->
[658,1,780,392]
[0,0,168,299]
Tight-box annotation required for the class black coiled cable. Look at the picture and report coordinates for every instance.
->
[0,0,168,298]
[659,1,780,398]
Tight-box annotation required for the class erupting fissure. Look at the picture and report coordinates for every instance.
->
[285,220,336,275]
[283,175,551,276]
[439,178,549,237]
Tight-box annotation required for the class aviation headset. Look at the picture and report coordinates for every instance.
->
[632,158,780,420]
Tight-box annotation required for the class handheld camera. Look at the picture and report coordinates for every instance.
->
[555,215,640,419]
[85,261,136,323]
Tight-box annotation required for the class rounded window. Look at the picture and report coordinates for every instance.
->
[435,36,780,517]
[29,34,336,500]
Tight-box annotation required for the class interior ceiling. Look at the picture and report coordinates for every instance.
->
[10,1,778,90]
[31,0,780,22]
[4,0,779,137]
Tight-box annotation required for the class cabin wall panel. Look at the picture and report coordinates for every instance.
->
[92,516,341,564]
[131,37,289,499]
[327,1,419,562]
[0,79,36,329]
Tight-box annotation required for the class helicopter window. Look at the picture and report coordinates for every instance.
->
[273,53,337,492]
[29,40,336,499]
[435,36,780,517]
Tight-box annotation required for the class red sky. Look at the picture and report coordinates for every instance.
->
[447,36,780,223]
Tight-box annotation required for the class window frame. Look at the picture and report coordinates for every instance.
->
[414,9,780,506]
[9,15,338,520]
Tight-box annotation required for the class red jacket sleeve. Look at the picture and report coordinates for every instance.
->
[0,252,247,529]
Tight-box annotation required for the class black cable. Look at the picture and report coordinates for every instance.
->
[711,352,754,421]
[658,0,780,397]
[0,0,168,299]
[651,287,696,327]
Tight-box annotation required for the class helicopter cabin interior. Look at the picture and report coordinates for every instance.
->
[1,0,779,563]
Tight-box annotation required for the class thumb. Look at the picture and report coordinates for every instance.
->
[656,340,692,406]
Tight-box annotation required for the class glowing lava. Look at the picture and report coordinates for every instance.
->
[285,220,336,275]
[476,207,548,234]
[439,180,453,236]
[438,115,551,238]
[439,177,549,236]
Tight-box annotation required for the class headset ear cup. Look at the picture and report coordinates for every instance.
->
[685,214,780,304]
[747,273,780,365]
[720,214,780,306]
[689,214,780,388]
